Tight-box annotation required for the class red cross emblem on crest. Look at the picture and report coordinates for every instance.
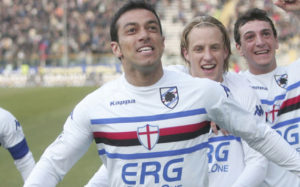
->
[137,124,159,150]
[266,104,280,123]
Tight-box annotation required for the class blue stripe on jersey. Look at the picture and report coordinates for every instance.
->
[91,108,207,125]
[272,117,300,129]
[260,94,286,106]
[8,138,29,160]
[208,135,241,143]
[98,141,209,160]
[287,80,300,91]
[261,80,300,106]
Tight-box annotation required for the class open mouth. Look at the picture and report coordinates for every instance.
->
[137,46,154,53]
[201,64,216,70]
[254,49,269,55]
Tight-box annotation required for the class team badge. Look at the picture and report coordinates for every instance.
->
[160,86,178,109]
[137,124,159,150]
[274,74,288,88]
[266,104,280,123]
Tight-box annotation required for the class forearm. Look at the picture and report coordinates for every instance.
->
[15,151,35,181]
[85,165,109,187]
[24,157,61,187]
[208,96,300,176]
[24,128,92,186]
[232,141,268,187]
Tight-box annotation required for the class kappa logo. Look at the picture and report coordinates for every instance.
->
[15,120,21,130]
[221,84,231,97]
[274,74,288,89]
[160,87,178,109]
[254,105,264,117]
[137,124,159,150]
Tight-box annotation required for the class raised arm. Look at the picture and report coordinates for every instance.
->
[274,0,300,18]
[204,81,300,177]
[24,103,94,186]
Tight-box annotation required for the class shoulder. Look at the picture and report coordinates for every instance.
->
[223,72,259,103]
[164,64,189,74]
[164,69,220,90]
[287,59,300,84]
[0,108,15,126]
[223,72,251,91]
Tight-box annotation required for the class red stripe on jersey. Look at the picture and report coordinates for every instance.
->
[281,95,300,109]
[93,121,209,140]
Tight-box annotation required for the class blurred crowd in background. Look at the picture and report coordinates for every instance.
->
[0,0,299,87]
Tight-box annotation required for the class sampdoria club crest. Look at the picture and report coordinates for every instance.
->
[137,124,159,150]
[274,74,288,88]
[160,86,178,109]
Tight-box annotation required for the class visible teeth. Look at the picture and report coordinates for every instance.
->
[202,64,215,69]
[138,47,152,52]
[255,50,268,54]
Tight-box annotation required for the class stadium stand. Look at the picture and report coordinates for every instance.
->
[0,0,299,87]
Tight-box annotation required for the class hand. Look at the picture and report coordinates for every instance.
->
[273,0,300,14]
[210,122,230,136]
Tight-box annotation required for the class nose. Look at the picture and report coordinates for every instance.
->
[138,28,150,42]
[203,49,213,61]
[255,35,265,47]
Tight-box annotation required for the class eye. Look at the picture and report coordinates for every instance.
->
[262,31,271,37]
[126,26,137,34]
[244,34,255,42]
[194,46,203,52]
[147,24,159,32]
[211,44,220,51]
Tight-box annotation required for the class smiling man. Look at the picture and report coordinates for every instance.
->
[234,2,300,186]
[25,1,300,187]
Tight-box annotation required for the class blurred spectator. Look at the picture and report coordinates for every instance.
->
[0,0,299,72]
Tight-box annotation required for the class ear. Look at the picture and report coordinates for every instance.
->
[161,36,165,50]
[111,41,123,58]
[275,37,279,50]
[235,43,244,56]
[224,47,229,60]
[182,48,190,63]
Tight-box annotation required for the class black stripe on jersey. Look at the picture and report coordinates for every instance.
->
[158,123,210,143]
[94,122,210,147]
[95,138,140,147]
[278,96,300,116]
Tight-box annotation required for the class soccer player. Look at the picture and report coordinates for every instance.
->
[25,1,300,186]
[234,1,300,186]
[85,15,268,187]
[179,15,269,187]
[0,107,35,181]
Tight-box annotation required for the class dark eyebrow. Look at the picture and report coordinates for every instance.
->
[244,28,272,36]
[122,19,158,29]
[243,31,255,36]
[147,20,159,25]
[261,28,272,33]
[123,22,137,29]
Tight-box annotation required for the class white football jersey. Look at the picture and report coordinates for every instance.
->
[208,72,267,187]
[0,107,35,181]
[168,65,267,187]
[85,67,268,187]
[243,61,300,187]
[25,70,300,187]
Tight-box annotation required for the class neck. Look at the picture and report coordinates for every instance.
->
[249,64,277,75]
[124,64,164,86]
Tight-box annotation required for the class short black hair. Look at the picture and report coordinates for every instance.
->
[110,0,163,42]
[234,8,277,45]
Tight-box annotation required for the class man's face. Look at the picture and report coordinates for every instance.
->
[236,20,279,74]
[183,26,228,82]
[111,9,165,73]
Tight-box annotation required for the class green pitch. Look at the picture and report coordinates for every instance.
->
[0,86,102,186]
